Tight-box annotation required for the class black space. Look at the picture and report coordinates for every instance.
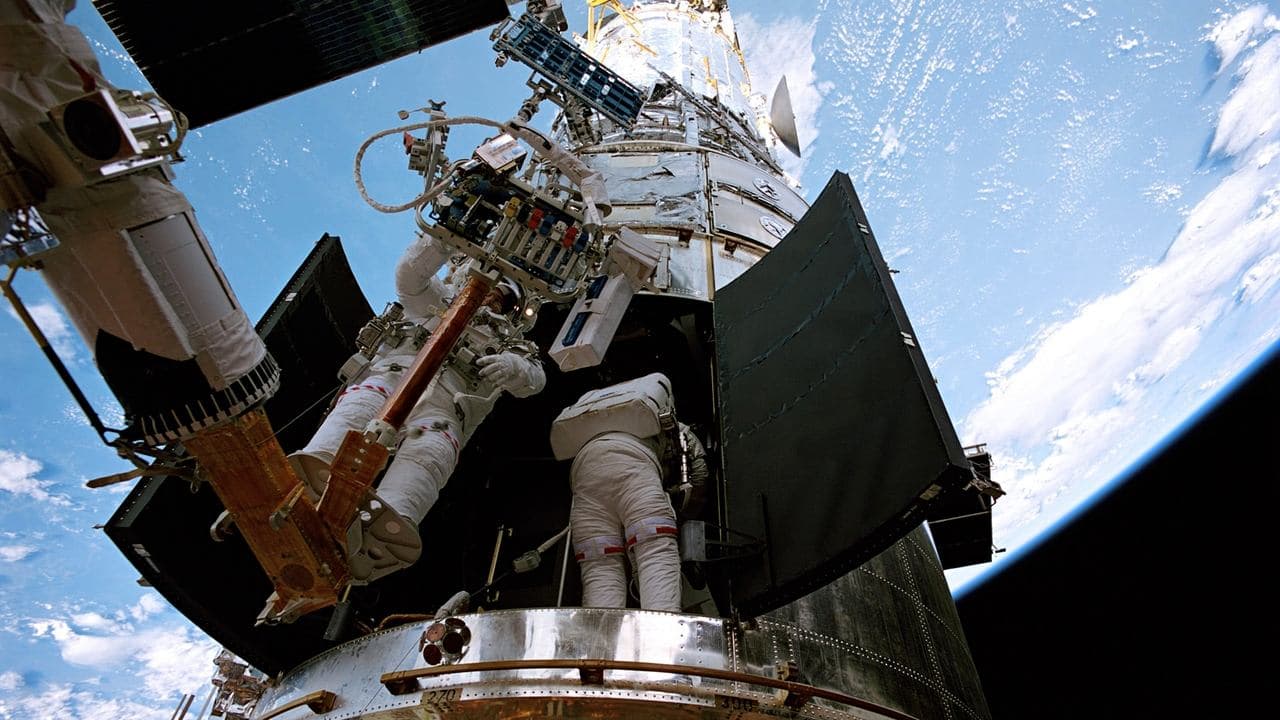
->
[956,344,1278,718]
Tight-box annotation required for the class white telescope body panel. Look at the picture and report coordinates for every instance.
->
[706,152,807,222]
[711,189,792,249]
[587,3,756,124]
[563,2,800,299]
[582,151,709,230]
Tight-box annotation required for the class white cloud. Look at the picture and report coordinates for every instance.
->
[736,13,828,182]
[1142,181,1183,205]
[1114,30,1145,52]
[1062,2,1098,27]
[1237,251,1280,303]
[0,450,70,506]
[4,302,79,361]
[0,684,170,720]
[0,672,21,692]
[877,122,904,160]
[128,594,167,623]
[28,610,219,700]
[69,612,124,634]
[1207,5,1280,76]
[962,14,1280,556]
[134,631,220,700]
[0,546,35,563]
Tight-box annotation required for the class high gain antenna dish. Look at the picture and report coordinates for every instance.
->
[770,75,802,157]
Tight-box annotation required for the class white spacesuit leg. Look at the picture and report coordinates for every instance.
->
[619,458,681,612]
[290,377,393,493]
[377,415,460,525]
[572,532,628,608]
[570,438,629,607]
[570,464,627,607]
[571,433,681,611]
[299,378,393,462]
[626,517,681,612]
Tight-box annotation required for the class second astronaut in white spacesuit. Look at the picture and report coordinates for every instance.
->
[291,233,545,526]
[552,373,707,612]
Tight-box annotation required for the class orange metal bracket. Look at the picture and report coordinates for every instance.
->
[184,409,348,620]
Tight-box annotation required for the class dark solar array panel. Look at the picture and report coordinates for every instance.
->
[494,13,644,127]
[92,0,509,127]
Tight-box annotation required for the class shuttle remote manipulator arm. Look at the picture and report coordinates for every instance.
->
[0,6,365,627]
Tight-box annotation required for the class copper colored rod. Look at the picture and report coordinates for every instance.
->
[377,275,492,429]
[316,275,492,537]
[380,658,920,720]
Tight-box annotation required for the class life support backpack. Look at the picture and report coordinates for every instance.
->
[549,373,703,500]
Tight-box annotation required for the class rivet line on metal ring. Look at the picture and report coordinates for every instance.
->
[901,550,949,720]
[856,566,968,651]
[757,620,981,720]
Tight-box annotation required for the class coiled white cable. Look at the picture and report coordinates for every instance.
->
[353,115,610,226]
[353,116,506,214]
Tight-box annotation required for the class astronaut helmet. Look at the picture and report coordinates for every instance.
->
[485,277,522,315]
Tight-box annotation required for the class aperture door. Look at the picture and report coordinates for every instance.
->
[714,172,971,616]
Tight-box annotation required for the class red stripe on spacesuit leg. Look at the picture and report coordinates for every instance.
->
[625,517,679,547]
[438,429,459,456]
[573,535,626,561]
[338,382,391,400]
[409,425,460,459]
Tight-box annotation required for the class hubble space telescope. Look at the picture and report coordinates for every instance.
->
[1,1,1002,717]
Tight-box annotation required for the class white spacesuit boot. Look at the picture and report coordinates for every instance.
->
[570,432,681,611]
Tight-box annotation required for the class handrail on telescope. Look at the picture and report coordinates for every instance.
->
[257,690,337,720]
[379,658,921,720]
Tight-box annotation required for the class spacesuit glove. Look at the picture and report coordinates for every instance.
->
[667,483,694,513]
[477,353,534,394]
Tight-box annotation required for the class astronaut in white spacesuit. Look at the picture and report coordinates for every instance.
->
[290,233,545,526]
[551,373,707,612]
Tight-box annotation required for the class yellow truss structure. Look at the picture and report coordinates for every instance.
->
[586,0,640,51]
